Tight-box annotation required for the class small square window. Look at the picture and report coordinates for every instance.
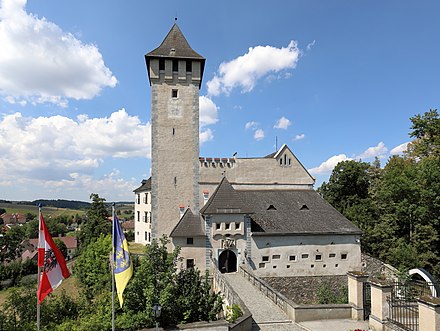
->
[315,254,322,261]
[311,264,314,268]
[186,259,194,269]
[272,254,281,259]
[341,253,348,260]
[289,255,296,261]
[225,223,231,230]
[286,265,290,268]
[235,222,240,230]
[335,264,339,268]
[273,265,277,269]
[329,253,336,258]
[259,263,265,268]
[215,223,221,230]
[301,254,309,259]
[262,256,269,262]
[187,237,194,245]
[172,89,178,98]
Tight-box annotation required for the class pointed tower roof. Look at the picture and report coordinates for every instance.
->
[170,208,205,237]
[146,23,205,60]
[200,177,253,215]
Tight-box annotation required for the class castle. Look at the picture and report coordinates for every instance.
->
[134,23,362,277]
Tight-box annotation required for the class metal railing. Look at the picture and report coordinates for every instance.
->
[239,266,288,313]
[387,280,437,331]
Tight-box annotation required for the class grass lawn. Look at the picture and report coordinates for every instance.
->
[128,242,146,254]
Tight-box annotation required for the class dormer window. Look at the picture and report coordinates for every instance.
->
[267,204,277,211]
[300,204,309,210]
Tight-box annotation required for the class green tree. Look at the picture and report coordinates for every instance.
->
[0,225,25,263]
[318,160,372,213]
[54,238,68,259]
[123,236,222,328]
[78,194,111,249]
[407,109,440,159]
[74,235,112,301]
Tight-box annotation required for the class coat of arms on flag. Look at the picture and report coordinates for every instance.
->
[37,212,70,304]
[113,214,133,307]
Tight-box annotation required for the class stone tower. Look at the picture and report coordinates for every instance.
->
[145,23,205,241]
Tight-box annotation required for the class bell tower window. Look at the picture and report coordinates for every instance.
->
[159,59,165,71]
[186,60,192,73]
[172,59,178,72]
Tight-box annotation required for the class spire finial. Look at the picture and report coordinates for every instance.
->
[174,17,177,22]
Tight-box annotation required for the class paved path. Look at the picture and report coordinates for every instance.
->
[224,273,306,331]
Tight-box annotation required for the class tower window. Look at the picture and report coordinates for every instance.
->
[186,60,192,73]
[172,89,178,98]
[159,59,165,70]
[187,237,194,245]
[172,128,175,136]
[172,59,178,72]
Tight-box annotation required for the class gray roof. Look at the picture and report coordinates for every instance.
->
[146,23,205,60]
[133,177,151,193]
[170,209,205,237]
[238,190,362,235]
[200,177,253,215]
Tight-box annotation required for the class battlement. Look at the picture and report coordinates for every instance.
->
[199,157,236,168]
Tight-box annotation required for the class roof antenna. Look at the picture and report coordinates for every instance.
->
[275,136,278,151]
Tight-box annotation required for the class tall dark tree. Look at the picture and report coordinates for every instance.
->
[78,193,111,249]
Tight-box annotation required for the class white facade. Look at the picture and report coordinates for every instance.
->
[134,185,152,245]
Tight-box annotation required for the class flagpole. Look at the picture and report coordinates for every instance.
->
[37,204,41,331]
[112,203,115,331]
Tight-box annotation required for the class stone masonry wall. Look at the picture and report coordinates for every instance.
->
[263,275,348,305]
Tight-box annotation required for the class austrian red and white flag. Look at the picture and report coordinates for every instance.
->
[37,212,70,304]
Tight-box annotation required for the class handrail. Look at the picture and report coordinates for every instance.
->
[239,265,289,313]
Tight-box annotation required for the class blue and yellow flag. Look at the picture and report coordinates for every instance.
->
[113,215,133,307]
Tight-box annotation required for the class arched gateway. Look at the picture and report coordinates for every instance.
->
[218,250,237,273]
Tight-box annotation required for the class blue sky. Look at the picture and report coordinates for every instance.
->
[0,0,439,202]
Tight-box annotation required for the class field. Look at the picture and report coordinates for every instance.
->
[0,274,80,307]
[0,203,85,218]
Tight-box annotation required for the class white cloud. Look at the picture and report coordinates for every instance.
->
[0,110,150,183]
[254,129,265,141]
[293,133,305,141]
[357,142,388,160]
[0,0,117,106]
[306,40,316,51]
[245,121,259,130]
[390,142,409,155]
[199,96,219,127]
[207,40,300,96]
[274,116,292,129]
[200,128,214,145]
[308,154,351,175]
